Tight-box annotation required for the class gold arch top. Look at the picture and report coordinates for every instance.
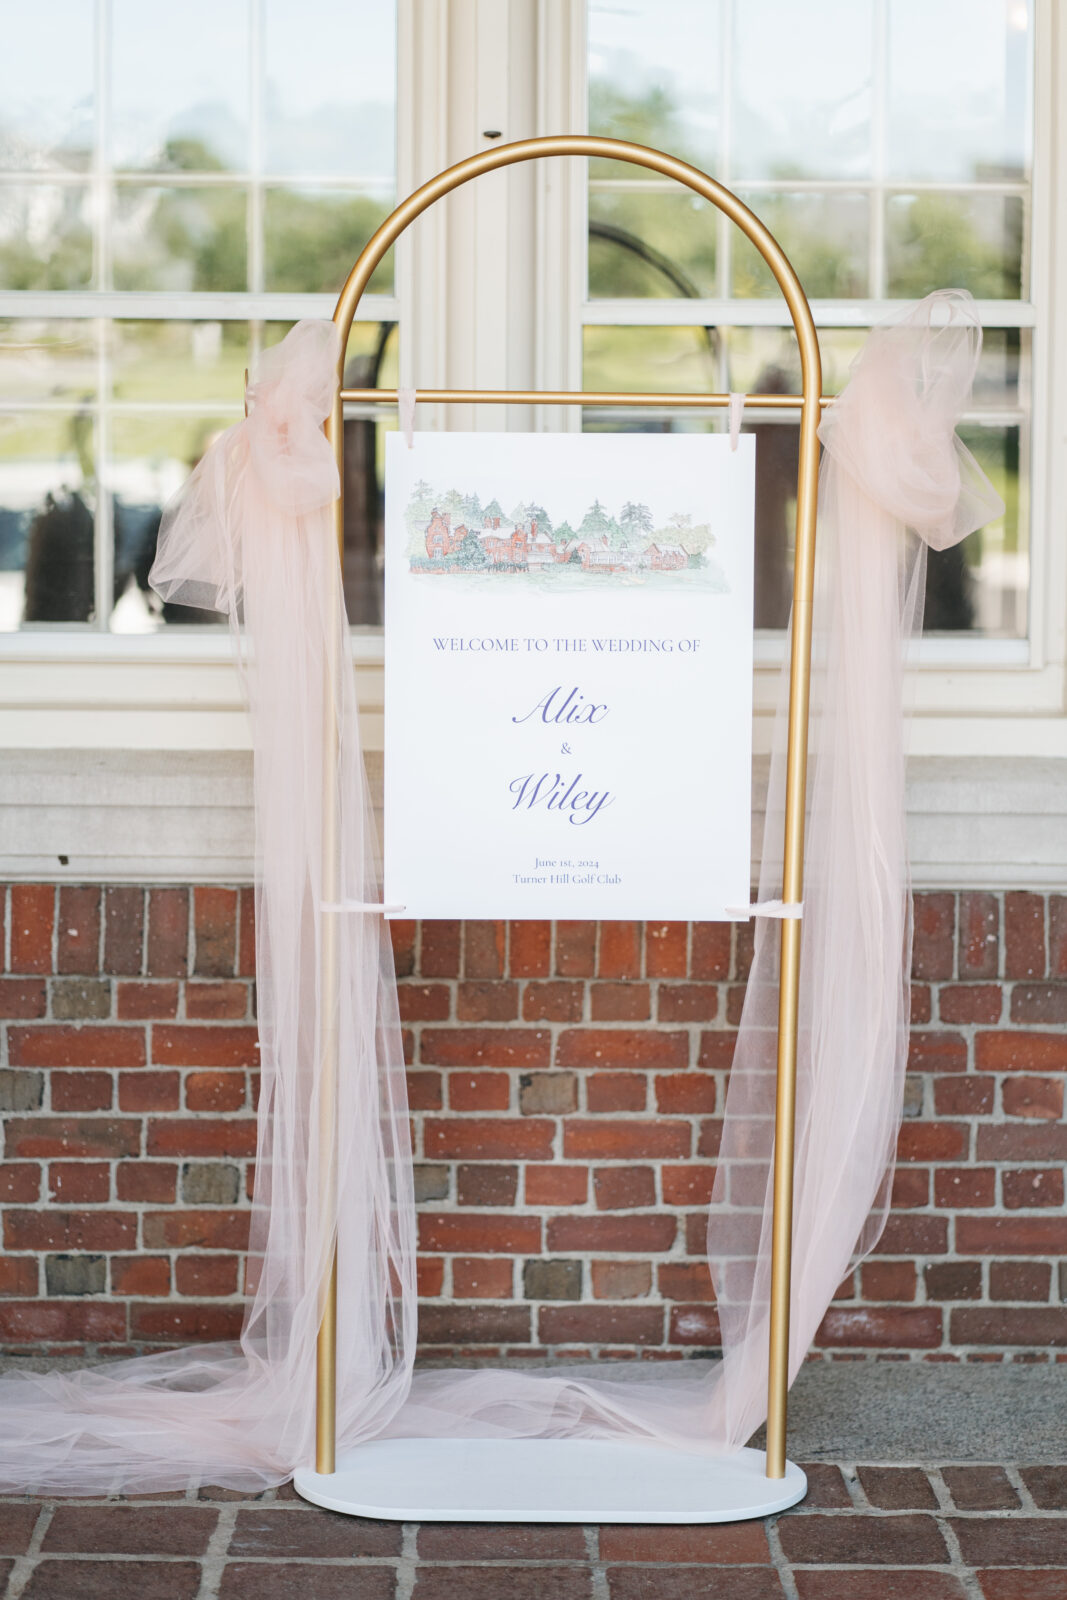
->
[317,136,824,1486]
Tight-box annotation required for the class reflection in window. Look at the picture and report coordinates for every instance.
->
[0,0,399,634]
[340,323,398,627]
[0,3,95,172]
[0,408,96,629]
[263,190,394,294]
[110,0,250,172]
[0,187,93,291]
[112,187,249,294]
[586,0,1033,640]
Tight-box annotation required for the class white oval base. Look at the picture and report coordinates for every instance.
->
[293,1438,807,1522]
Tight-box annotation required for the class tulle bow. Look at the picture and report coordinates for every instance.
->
[818,290,1004,551]
[150,320,341,614]
[242,320,340,518]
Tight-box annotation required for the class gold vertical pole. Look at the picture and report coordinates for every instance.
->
[315,135,823,1481]
[764,349,821,1480]
[314,348,346,1477]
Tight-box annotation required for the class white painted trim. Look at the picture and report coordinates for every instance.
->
[400,0,449,422]
[1034,0,1067,693]
[0,632,384,663]
[580,298,1039,329]
[0,292,399,321]
[534,0,586,434]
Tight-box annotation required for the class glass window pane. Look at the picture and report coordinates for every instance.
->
[723,326,864,398]
[583,324,719,395]
[588,188,717,299]
[732,193,869,298]
[109,413,233,631]
[340,325,397,627]
[0,321,97,404]
[264,0,396,180]
[731,0,873,180]
[0,410,96,629]
[588,0,722,175]
[109,321,249,406]
[887,0,1032,182]
[263,188,393,293]
[972,328,1027,413]
[0,5,94,173]
[887,192,1024,300]
[341,320,399,391]
[939,424,1026,638]
[111,0,249,172]
[0,184,93,290]
[112,186,248,292]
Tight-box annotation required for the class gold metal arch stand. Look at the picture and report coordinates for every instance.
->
[315,135,824,1499]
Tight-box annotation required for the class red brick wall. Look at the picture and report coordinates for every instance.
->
[1,885,1065,1358]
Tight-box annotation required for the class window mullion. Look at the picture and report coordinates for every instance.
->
[870,0,888,300]
[94,0,114,634]
[248,0,264,304]
[717,0,734,303]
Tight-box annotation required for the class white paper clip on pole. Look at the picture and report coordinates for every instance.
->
[728,392,746,451]
[320,902,408,915]
[398,387,417,448]
[725,899,804,921]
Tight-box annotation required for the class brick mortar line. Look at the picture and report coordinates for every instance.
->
[3,1500,52,1600]
[133,1499,232,1599]
[1005,1462,1039,1511]
[934,1511,988,1600]
[584,1523,610,1600]
[777,1506,1067,1521]
[2,1482,1065,1515]
[765,1514,800,1599]
[226,1555,586,1567]
[394,1521,418,1600]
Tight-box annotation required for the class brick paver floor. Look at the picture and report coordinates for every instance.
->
[1,1462,1065,1598]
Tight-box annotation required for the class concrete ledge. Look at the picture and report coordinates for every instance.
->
[1,750,1065,887]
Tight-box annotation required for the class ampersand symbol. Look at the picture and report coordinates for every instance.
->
[561,741,572,755]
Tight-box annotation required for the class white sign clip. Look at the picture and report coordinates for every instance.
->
[398,388,417,449]
[725,899,804,921]
[728,392,746,452]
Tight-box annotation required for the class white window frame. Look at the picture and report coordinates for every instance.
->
[1,0,1065,767]
[563,0,1066,758]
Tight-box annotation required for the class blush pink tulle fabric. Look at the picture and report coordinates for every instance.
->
[0,294,1002,1491]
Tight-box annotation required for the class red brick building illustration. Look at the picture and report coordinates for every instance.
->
[424,508,464,559]
[422,512,695,574]
[641,542,688,571]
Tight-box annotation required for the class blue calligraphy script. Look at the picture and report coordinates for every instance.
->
[508,772,613,826]
[509,686,613,826]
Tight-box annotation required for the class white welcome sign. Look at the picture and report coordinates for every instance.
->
[384,431,755,919]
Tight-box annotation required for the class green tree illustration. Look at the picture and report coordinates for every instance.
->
[579,498,612,540]
[404,478,437,552]
[525,502,554,536]
[619,501,654,549]
[453,528,489,570]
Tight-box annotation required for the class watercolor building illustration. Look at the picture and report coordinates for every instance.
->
[407,484,725,585]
